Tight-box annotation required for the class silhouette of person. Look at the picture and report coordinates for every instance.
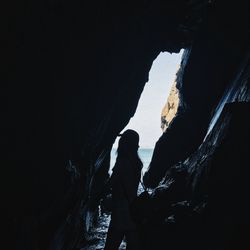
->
[104,129,143,250]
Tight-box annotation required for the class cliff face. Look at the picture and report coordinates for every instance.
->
[3,0,250,249]
[161,77,180,131]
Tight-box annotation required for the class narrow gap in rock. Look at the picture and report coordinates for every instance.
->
[82,51,183,250]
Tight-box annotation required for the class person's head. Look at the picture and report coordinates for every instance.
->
[115,129,142,169]
[117,129,140,157]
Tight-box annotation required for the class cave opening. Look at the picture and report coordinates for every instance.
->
[83,51,183,250]
[110,51,183,175]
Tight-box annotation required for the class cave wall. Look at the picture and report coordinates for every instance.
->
[144,1,250,187]
[3,0,250,249]
[137,53,250,250]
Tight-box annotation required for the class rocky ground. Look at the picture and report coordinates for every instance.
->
[81,183,147,250]
[80,212,126,250]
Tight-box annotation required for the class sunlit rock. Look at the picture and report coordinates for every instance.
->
[161,76,180,131]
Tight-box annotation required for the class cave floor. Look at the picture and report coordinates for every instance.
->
[81,184,145,249]
[80,212,126,250]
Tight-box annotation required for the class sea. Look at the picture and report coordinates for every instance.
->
[110,148,154,174]
[110,148,154,194]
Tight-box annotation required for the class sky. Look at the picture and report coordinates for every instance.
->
[113,50,183,149]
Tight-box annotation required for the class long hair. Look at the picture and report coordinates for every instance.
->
[116,129,143,169]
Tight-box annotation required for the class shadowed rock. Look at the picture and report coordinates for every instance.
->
[2,0,250,249]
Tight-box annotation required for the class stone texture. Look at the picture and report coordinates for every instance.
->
[161,77,180,131]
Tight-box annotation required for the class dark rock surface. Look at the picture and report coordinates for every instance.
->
[138,101,250,250]
[3,0,250,249]
[135,54,250,248]
[143,10,250,187]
